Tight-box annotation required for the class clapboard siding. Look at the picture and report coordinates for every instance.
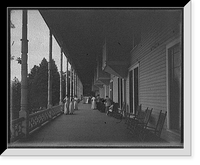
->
[140,66,166,80]
[131,12,181,66]
[139,48,165,66]
[128,10,182,130]
[126,73,130,112]
[112,76,119,103]
[140,77,166,86]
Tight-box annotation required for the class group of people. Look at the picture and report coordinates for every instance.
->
[91,95,112,114]
[63,95,79,115]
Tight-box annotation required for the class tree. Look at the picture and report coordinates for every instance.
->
[11,77,21,119]
[28,65,40,80]
[62,72,66,100]
[51,59,60,106]
[10,20,15,29]
[31,58,48,111]
[27,65,41,112]
[27,58,61,112]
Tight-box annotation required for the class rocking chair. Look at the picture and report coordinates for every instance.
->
[126,104,142,128]
[138,110,167,141]
[129,107,153,136]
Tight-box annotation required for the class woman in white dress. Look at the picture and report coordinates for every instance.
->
[86,97,89,104]
[74,95,78,110]
[69,98,74,114]
[91,96,96,110]
[63,95,70,115]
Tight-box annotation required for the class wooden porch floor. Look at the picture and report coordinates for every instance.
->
[9,102,182,148]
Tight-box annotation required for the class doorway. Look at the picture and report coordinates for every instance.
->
[110,81,113,101]
[118,78,123,109]
[129,64,139,114]
[129,70,133,113]
[134,67,139,114]
[168,43,182,133]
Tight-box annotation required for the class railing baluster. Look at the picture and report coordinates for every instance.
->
[11,117,25,142]
[11,105,63,143]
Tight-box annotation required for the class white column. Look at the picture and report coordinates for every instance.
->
[66,58,68,97]
[19,10,29,137]
[47,30,52,108]
[70,67,73,99]
[74,73,76,96]
[73,69,75,97]
[77,77,79,98]
[59,48,63,105]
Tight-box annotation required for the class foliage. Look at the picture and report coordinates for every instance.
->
[51,59,60,106]
[28,58,48,112]
[11,77,21,119]
[11,57,64,115]
[28,58,63,113]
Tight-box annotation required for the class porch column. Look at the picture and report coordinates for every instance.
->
[59,47,63,105]
[19,10,29,137]
[66,58,68,97]
[72,69,75,97]
[77,76,79,98]
[70,67,73,99]
[73,71,76,96]
[123,79,126,105]
[47,30,52,108]
[76,75,78,96]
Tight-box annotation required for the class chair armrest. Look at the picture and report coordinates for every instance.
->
[136,116,143,119]
[127,113,136,117]
[136,122,146,125]
[145,126,156,129]
[145,126,159,133]
[118,108,124,113]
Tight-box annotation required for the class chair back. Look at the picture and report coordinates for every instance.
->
[122,102,126,111]
[119,102,126,116]
[135,104,142,116]
[134,105,143,119]
[143,108,153,125]
[113,103,119,112]
[155,110,167,137]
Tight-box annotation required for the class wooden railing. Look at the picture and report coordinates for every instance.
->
[29,105,63,133]
[11,104,63,142]
[11,117,25,142]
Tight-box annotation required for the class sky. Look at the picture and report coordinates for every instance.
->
[10,10,70,81]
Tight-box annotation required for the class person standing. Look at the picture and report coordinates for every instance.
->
[96,94,100,110]
[91,96,97,110]
[69,97,74,114]
[63,95,70,115]
[86,96,89,104]
[74,95,78,110]
[105,96,112,114]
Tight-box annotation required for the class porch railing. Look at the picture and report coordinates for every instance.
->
[11,117,25,142]
[11,104,63,142]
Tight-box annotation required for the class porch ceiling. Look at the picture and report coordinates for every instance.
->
[39,9,142,87]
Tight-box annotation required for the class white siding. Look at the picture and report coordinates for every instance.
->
[126,73,130,113]
[99,87,104,98]
[127,10,182,128]
[112,76,119,103]
[104,85,109,98]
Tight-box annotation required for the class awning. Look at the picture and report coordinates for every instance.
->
[102,40,129,78]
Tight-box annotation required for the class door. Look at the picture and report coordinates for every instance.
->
[120,78,123,108]
[134,67,139,114]
[129,70,133,113]
[168,43,182,132]
[118,78,123,108]
[118,78,120,106]
[110,81,113,100]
